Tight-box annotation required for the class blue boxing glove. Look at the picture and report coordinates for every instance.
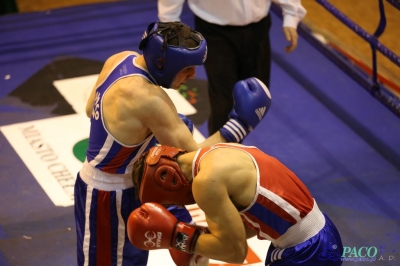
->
[178,113,194,134]
[219,77,271,142]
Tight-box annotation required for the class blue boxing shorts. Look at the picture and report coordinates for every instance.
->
[266,214,343,266]
[74,172,193,266]
[74,173,148,266]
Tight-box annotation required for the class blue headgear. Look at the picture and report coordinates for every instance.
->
[139,22,207,88]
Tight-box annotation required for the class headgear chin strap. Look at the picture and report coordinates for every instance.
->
[139,21,207,88]
[139,145,195,205]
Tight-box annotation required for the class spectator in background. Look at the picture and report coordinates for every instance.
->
[158,0,306,136]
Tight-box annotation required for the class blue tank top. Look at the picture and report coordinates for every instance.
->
[86,54,157,174]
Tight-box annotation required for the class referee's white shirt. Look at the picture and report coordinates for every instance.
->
[158,0,307,29]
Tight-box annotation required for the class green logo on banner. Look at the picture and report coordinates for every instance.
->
[73,138,89,162]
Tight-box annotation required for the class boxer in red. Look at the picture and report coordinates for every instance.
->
[129,144,343,265]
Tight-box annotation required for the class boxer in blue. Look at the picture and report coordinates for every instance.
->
[74,21,272,266]
[128,144,343,266]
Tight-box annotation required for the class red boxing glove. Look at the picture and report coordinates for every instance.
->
[127,203,206,254]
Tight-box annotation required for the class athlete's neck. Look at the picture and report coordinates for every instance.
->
[135,55,148,70]
[177,152,195,183]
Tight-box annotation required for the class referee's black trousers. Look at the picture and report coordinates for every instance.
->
[195,14,272,136]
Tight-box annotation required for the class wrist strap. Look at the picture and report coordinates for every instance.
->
[172,223,202,254]
[220,118,247,143]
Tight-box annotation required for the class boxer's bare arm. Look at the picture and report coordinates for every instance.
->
[108,77,226,150]
[191,157,248,263]
[134,83,204,151]
[142,88,232,151]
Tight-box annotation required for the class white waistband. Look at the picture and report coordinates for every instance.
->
[273,200,325,248]
[79,160,133,191]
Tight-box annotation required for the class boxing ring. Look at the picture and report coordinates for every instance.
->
[0,0,399,265]
[314,0,400,117]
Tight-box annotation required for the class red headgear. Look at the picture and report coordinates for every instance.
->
[139,145,195,205]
